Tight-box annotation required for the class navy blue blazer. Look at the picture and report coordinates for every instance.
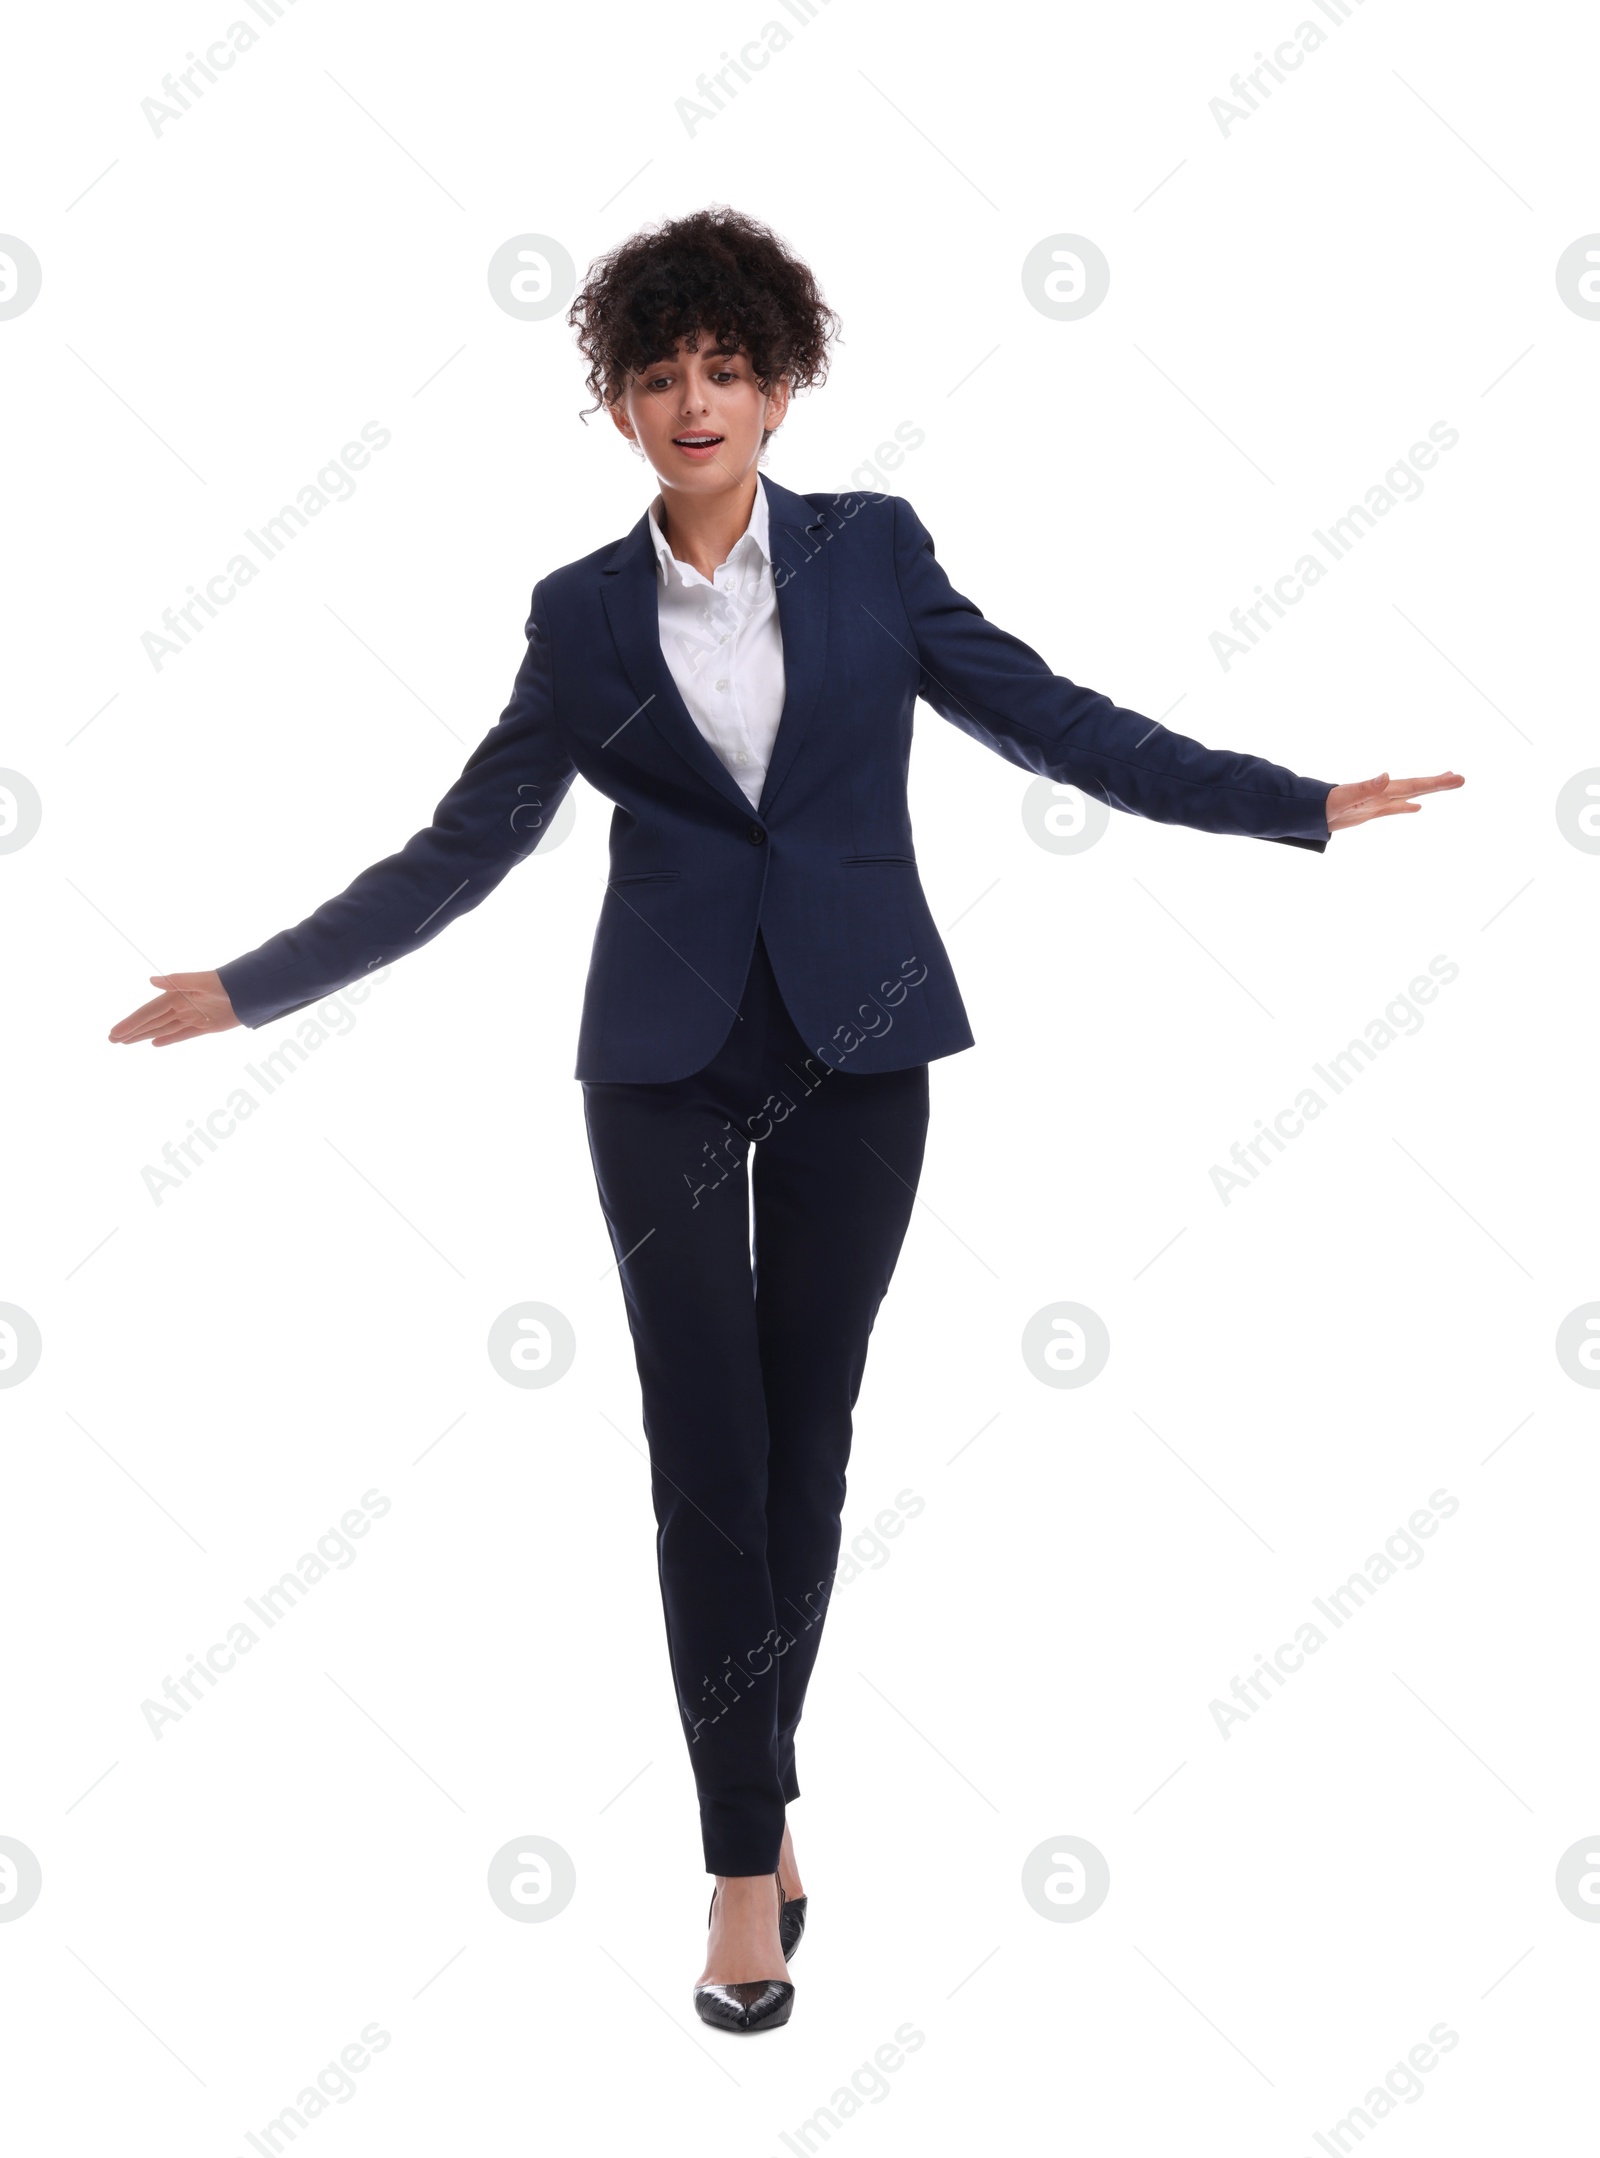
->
[216,478,1333,1082]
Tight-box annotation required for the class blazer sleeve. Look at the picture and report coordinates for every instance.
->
[889,495,1333,851]
[215,582,579,1029]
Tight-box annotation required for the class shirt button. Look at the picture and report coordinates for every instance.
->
[734,753,747,764]
[748,823,765,844]
[715,678,729,690]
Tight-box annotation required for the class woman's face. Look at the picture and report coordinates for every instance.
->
[610,332,789,498]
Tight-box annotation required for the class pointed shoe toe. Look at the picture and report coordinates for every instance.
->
[693,1979,795,2032]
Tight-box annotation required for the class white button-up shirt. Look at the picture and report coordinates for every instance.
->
[648,474,786,812]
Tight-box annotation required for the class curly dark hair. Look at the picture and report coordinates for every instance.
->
[568,205,841,447]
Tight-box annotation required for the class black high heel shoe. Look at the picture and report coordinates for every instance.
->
[693,1872,795,2033]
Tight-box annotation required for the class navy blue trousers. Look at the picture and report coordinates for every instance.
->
[582,929,929,1875]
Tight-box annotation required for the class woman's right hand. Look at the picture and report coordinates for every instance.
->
[109,972,240,1048]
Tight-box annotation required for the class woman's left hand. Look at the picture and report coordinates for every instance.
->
[1325,770,1465,834]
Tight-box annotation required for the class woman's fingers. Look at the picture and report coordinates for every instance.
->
[110,1003,190,1043]
[1383,772,1465,799]
[1325,769,1465,832]
[108,987,175,1041]
[1329,770,1464,810]
[1330,799,1424,830]
[109,1010,178,1043]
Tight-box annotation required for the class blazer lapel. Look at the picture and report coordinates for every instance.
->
[597,477,831,821]
[758,479,831,818]
[599,517,754,817]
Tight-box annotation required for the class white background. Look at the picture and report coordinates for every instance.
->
[4,0,1597,2149]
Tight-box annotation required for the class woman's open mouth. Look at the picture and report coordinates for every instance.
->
[671,434,724,460]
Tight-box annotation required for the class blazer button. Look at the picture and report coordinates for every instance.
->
[748,823,766,844]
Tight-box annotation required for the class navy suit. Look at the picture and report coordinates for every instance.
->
[216,480,1331,1080]
[215,479,1333,1876]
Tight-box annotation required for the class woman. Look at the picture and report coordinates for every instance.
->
[109,206,1463,2034]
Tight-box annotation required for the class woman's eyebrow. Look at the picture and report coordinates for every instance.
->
[637,355,743,375]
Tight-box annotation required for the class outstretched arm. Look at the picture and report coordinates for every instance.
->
[888,496,1461,848]
[110,583,578,1048]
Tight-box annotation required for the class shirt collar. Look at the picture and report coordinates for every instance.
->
[648,473,771,588]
